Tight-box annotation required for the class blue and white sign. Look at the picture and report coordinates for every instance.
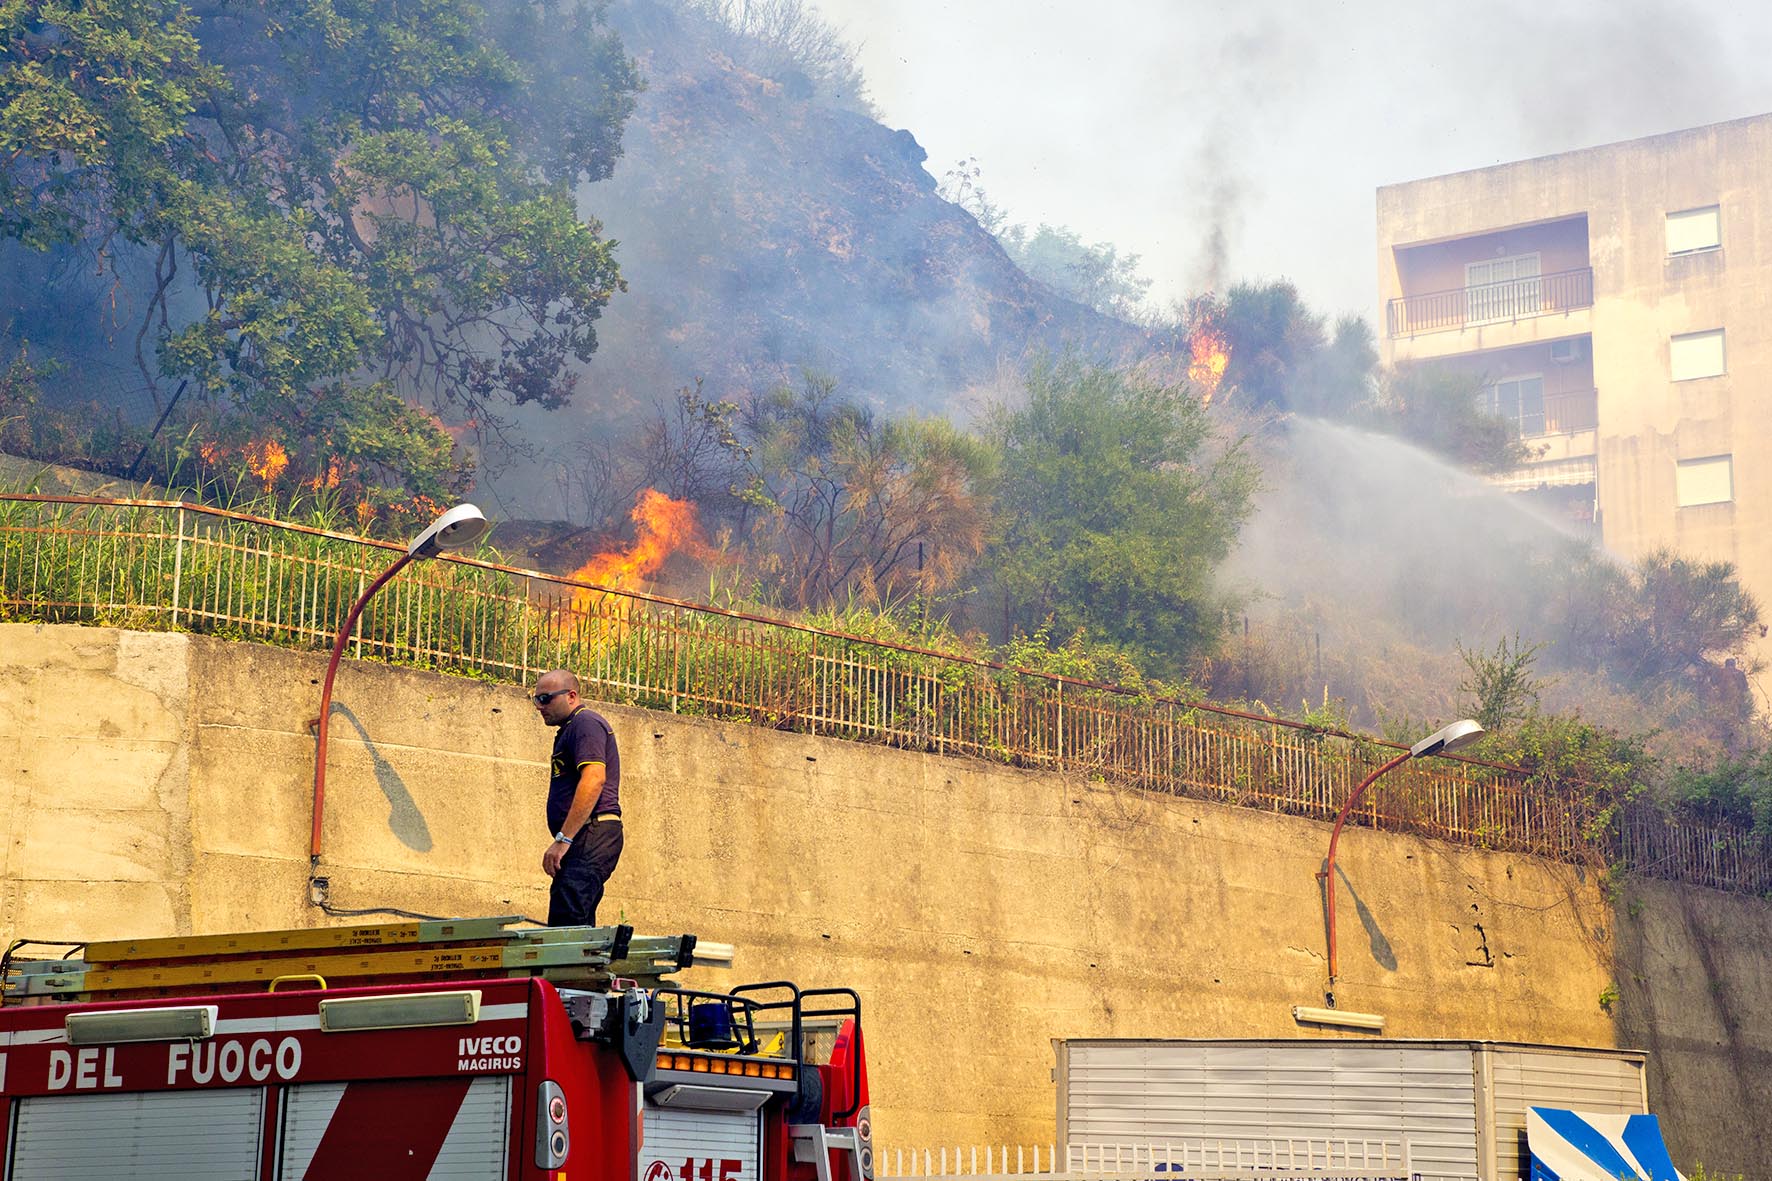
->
[1527,1108,1683,1181]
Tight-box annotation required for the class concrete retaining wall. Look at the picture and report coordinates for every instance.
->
[1,623,1765,1173]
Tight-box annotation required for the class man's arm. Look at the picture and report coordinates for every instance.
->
[542,762,605,877]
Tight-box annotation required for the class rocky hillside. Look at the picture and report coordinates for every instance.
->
[493,0,1149,511]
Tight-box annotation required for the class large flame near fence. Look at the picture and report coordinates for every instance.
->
[571,489,702,590]
[1188,325,1231,404]
[564,489,705,638]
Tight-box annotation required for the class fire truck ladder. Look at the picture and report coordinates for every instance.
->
[1,917,734,1004]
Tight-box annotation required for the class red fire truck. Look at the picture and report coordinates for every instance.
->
[0,918,872,1181]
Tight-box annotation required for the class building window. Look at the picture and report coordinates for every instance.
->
[1676,455,1733,507]
[1666,206,1721,255]
[1482,374,1546,437]
[1465,253,1540,323]
[1670,329,1726,380]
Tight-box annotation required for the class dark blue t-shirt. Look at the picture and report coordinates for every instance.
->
[547,706,621,833]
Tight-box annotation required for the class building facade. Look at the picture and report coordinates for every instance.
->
[1377,114,1772,618]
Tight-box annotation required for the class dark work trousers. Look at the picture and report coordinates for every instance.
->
[548,819,624,926]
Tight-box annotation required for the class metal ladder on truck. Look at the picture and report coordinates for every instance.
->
[1,916,732,1004]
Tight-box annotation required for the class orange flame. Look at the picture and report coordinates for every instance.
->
[307,458,343,492]
[571,489,703,591]
[243,439,289,491]
[1189,327,1230,404]
[565,490,704,638]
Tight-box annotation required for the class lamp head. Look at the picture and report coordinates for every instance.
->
[1409,718,1485,759]
[408,503,489,559]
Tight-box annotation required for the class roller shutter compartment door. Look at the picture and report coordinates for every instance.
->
[278,1076,510,1180]
[1487,1049,1645,1181]
[9,1088,265,1180]
[641,1105,764,1181]
[1062,1041,1480,1181]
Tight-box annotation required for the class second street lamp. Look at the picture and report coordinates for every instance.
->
[1317,718,1485,1006]
[308,504,490,889]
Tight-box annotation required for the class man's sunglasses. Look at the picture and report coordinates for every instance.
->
[532,689,571,705]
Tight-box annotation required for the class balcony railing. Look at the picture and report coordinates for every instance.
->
[1388,267,1594,336]
[1544,387,1598,434]
[1523,388,1598,437]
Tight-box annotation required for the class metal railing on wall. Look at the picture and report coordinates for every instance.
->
[1,493,1763,893]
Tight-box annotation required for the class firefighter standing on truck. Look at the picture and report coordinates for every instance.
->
[534,669,624,925]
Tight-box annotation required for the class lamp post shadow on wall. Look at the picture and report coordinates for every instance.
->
[1316,718,1485,1009]
[307,504,489,904]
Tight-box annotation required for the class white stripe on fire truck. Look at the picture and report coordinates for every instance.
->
[0,1002,529,1046]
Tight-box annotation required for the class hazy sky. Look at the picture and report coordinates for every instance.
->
[812,0,1772,321]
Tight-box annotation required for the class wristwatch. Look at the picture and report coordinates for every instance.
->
[552,830,570,844]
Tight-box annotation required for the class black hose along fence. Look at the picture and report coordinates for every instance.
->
[1,493,1766,896]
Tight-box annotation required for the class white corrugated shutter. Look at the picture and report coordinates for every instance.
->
[278,1076,509,1179]
[1666,206,1721,254]
[1670,330,1726,380]
[642,1104,764,1181]
[9,1088,264,1179]
[1485,1048,1645,1181]
[1063,1041,1480,1181]
[431,1078,512,1179]
[1676,455,1733,507]
[278,1080,346,1170]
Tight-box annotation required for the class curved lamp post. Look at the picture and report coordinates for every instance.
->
[309,504,490,878]
[1317,718,1484,1005]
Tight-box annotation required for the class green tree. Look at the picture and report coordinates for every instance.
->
[1309,315,1381,416]
[2,0,639,492]
[1664,749,1772,835]
[1457,632,1547,732]
[1165,282,1374,415]
[1186,284,1532,471]
[998,224,1152,318]
[1477,710,1651,826]
[1214,282,1326,409]
[1529,539,1629,669]
[1608,549,1763,684]
[739,374,994,609]
[934,157,1150,317]
[1370,362,1537,473]
[987,357,1257,674]
[276,383,467,504]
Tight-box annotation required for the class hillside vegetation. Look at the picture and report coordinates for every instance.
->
[4,0,1770,822]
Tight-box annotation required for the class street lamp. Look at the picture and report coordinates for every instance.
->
[1316,718,1484,1005]
[309,504,490,880]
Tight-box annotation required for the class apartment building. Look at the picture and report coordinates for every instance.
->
[1377,114,1772,615]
